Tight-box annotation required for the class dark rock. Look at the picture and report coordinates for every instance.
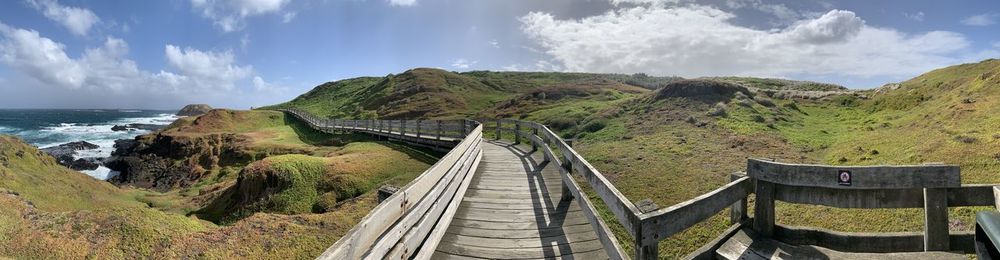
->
[67,158,100,171]
[105,132,254,191]
[111,124,166,132]
[39,141,100,170]
[126,123,165,131]
[177,104,213,116]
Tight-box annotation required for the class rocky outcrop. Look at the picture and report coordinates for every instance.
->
[111,124,166,132]
[105,132,255,191]
[652,79,752,103]
[40,141,101,171]
[177,104,213,117]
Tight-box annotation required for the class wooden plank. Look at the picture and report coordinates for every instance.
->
[411,149,483,260]
[369,137,481,258]
[716,228,967,260]
[554,153,631,260]
[454,210,589,223]
[730,172,749,224]
[994,186,1000,210]
[747,159,960,189]
[435,239,605,259]
[923,188,949,251]
[445,223,597,239]
[638,176,752,245]
[449,214,592,229]
[441,233,599,249]
[773,184,996,208]
[317,125,482,260]
[753,180,776,238]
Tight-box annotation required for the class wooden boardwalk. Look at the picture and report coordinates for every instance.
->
[433,141,609,259]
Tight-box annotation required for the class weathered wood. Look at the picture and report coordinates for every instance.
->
[436,141,609,259]
[730,172,749,224]
[435,241,607,259]
[638,176,752,245]
[753,180,776,238]
[410,151,482,260]
[386,145,480,259]
[684,222,745,260]
[923,188,949,251]
[747,159,960,189]
[445,223,596,239]
[772,183,996,208]
[994,186,1000,210]
[316,121,483,260]
[366,137,481,258]
[716,228,967,260]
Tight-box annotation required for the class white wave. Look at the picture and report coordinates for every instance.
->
[119,110,142,113]
[81,166,118,180]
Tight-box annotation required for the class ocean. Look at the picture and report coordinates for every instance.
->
[0,109,179,180]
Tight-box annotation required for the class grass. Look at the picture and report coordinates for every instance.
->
[0,107,438,258]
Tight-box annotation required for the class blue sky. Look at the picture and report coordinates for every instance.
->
[0,0,997,109]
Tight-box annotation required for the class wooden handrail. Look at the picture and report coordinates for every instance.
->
[278,109,484,260]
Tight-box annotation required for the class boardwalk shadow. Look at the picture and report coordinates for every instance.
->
[492,140,577,259]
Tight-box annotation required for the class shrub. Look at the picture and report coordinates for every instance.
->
[754,96,776,107]
[581,120,607,133]
[707,102,728,117]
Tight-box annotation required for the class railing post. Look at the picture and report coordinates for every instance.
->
[415,120,421,138]
[495,120,502,140]
[462,120,468,136]
[401,120,406,137]
[924,188,949,251]
[730,172,748,224]
[436,121,442,140]
[531,127,538,152]
[753,179,776,238]
[514,121,521,144]
[633,214,658,260]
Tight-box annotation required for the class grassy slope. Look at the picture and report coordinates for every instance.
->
[0,109,436,258]
[269,61,1000,258]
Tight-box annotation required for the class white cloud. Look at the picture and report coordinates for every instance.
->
[994,41,1000,49]
[489,39,499,48]
[962,13,998,26]
[282,12,297,23]
[0,22,279,108]
[450,58,477,69]
[388,0,416,7]
[26,0,100,36]
[191,0,291,32]
[165,45,253,90]
[520,6,976,80]
[903,11,925,22]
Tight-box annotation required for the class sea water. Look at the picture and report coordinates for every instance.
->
[0,109,179,180]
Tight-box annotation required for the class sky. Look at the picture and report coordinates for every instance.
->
[0,0,997,109]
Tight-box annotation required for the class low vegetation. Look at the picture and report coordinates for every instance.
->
[0,109,436,258]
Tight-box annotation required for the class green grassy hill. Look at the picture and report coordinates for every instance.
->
[266,59,1000,258]
[0,109,437,258]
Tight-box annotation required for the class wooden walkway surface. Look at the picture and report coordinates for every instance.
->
[433,141,610,259]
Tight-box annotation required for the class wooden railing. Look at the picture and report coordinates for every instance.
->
[282,109,484,259]
[488,118,1000,259]
[286,110,1000,259]
[487,119,633,260]
[283,109,475,151]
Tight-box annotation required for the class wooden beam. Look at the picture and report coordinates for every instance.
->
[730,172,748,224]
[924,187,950,251]
[638,176,752,245]
[753,180,776,238]
[747,159,960,189]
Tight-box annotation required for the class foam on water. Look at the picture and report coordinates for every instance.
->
[0,111,178,180]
